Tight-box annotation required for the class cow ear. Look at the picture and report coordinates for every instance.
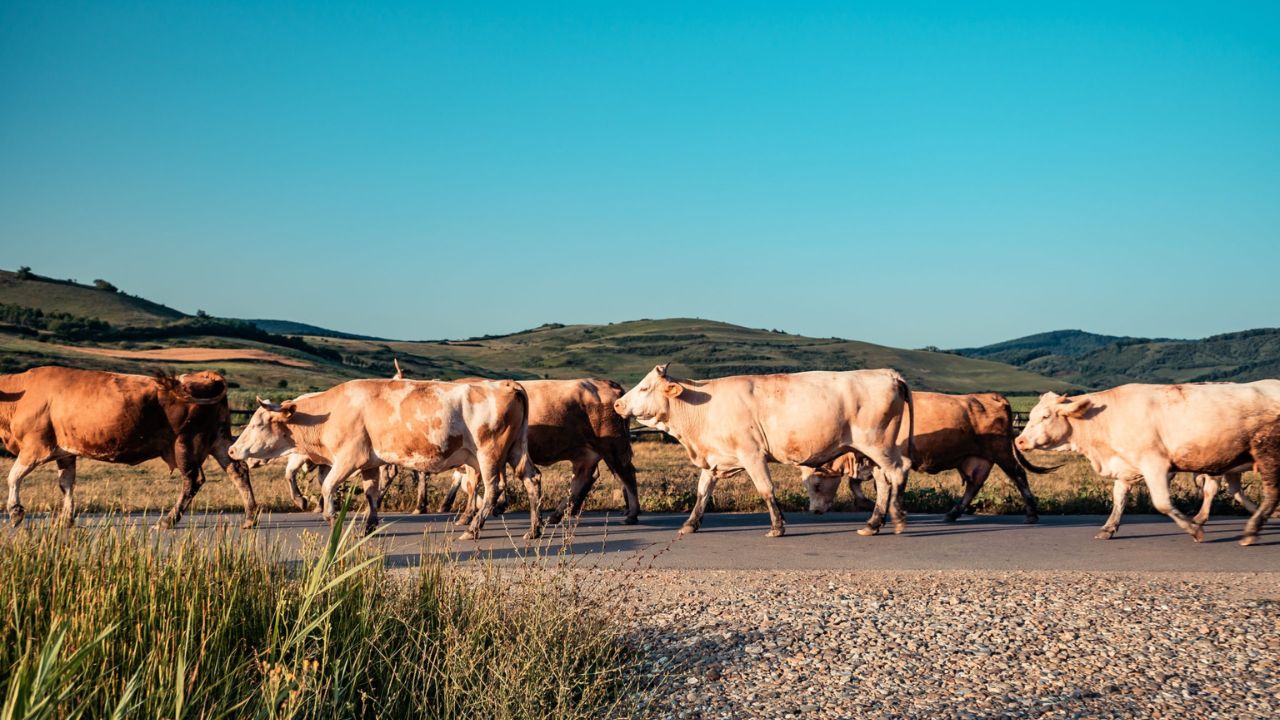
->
[663,381,683,399]
[278,401,297,419]
[1057,397,1092,418]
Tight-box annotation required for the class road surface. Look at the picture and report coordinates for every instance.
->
[60,510,1280,572]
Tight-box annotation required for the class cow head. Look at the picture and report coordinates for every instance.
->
[228,396,299,462]
[801,468,842,514]
[1015,392,1093,452]
[613,364,684,425]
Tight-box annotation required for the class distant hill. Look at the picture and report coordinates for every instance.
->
[352,318,1079,393]
[955,329,1143,366]
[0,269,184,326]
[245,319,384,341]
[0,266,1083,395]
[957,328,1280,388]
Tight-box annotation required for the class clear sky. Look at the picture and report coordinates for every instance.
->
[2,2,1277,347]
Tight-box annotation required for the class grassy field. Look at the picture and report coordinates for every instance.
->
[8,442,1263,522]
[0,510,638,719]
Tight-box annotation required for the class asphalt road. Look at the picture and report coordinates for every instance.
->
[62,509,1280,572]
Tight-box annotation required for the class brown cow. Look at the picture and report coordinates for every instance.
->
[614,365,913,537]
[1015,382,1280,546]
[432,378,641,528]
[802,392,1052,523]
[0,366,258,529]
[228,378,537,539]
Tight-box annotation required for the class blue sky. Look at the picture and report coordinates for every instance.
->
[2,2,1277,347]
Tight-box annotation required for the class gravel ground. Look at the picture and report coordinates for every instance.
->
[609,570,1280,719]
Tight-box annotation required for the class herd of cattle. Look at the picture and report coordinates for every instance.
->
[1,364,1277,546]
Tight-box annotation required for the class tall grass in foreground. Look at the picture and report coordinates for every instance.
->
[0,508,638,719]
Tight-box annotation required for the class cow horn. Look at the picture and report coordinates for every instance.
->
[657,362,671,376]
[393,358,404,379]
[257,395,284,412]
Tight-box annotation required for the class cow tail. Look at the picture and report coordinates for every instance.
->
[1014,446,1063,475]
[897,374,915,470]
[507,382,538,481]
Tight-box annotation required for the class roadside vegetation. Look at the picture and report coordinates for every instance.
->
[0,507,639,719]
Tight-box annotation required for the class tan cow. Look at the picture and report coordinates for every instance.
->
[0,366,258,529]
[802,392,1053,523]
[433,378,641,528]
[614,365,913,538]
[228,378,537,539]
[1015,382,1280,546]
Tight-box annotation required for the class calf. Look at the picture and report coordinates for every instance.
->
[1015,382,1280,546]
[0,366,258,529]
[228,378,537,539]
[614,365,913,537]
[802,392,1052,523]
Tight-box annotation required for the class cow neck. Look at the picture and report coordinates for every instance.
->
[285,396,329,459]
[1065,392,1106,468]
[663,389,710,463]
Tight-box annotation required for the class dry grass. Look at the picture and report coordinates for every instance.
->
[7,441,1264,520]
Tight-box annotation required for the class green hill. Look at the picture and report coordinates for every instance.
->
[0,269,184,326]
[955,329,1144,366]
[341,318,1078,393]
[0,266,1079,396]
[957,328,1280,388]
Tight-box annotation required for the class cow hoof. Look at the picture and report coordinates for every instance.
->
[1025,514,1040,525]
[943,512,960,523]
[678,523,698,536]
[765,527,785,538]
[522,529,542,541]
[151,517,175,531]
[8,505,25,527]
[1239,534,1257,547]
[1094,529,1114,540]
[856,525,880,537]
[623,515,640,526]
[458,530,478,541]
[241,518,259,530]
[893,521,907,535]
[413,506,429,515]
[1191,527,1205,543]
[546,513,565,525]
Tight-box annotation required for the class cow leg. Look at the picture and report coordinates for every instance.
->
[601,444,642,525]
[6,457,38,527]
[548,452,601,526]
[1096,479,1131,540]
[439,471,463,514]
[944,459,989,522]
[1222,472,1258,515]
[885,465,910,535]
[319,462,358,525]
[849,477,872,510]
[283,455,312,511]
[459,460,503,541]
[1192,474,1217,526]
[55,456,77,528]
[522,468,543,541]
[211,440,259,529]
[858,467,892,536]
[454,468,480,526]
[1140,462,1203,542]
[742,458,785,538]
[360,467,383,535]
[414,472,431,514]
[156,443,204,530]
[995,455,1041,524]
[680,469,719,535]
[1241,434,1279,547]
